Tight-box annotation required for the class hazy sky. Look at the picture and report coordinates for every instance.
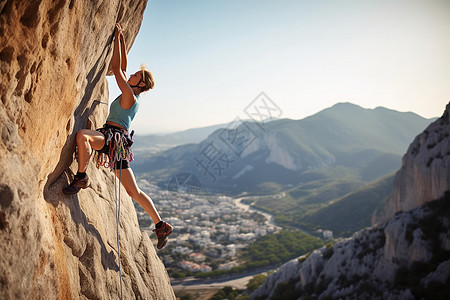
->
[106,0,450,134]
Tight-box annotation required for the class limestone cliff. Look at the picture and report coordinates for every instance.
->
[374,102,450,224]
[251,103,450,299]
[0,1,175,299]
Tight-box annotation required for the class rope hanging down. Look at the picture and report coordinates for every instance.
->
[96,130,130,300]
[114,159,124,300]
[94,129,132,300]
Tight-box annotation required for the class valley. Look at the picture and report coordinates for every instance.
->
[134,179,323,280]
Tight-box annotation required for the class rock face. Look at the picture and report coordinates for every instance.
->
[0,1,175,299]
[374,103,450,224]
[251,103,450,300]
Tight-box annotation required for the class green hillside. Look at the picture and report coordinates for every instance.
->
[302,174,395,237]
[247,172,395,237]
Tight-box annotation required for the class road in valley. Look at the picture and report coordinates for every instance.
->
[233,196,281,229]
[171,265,276,291]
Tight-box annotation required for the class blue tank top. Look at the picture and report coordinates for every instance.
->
[106,95,140,131]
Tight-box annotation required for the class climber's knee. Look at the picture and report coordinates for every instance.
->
[76,129,89,145]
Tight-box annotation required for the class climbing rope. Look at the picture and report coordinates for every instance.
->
[114,158,124,300]
[95,128,131,300]
[101,0,123,77]
[114,0,123,23]
[93,126,133,300]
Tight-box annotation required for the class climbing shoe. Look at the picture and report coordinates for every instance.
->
[62,174,89,195]
[153,221,173,249]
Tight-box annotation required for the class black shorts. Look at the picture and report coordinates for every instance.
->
[96,124,132,169]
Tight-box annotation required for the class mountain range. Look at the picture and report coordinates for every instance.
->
[132,103,434,236]
[133,102,433,192]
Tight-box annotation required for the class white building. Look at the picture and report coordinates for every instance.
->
[199,264,212,272]
[323,230,333,239]
[189,253,206,262]
[225,244,236,257]
[172,246,192,255]
[218,261,239,270]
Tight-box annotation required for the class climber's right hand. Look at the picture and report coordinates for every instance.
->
[114,23,123,37]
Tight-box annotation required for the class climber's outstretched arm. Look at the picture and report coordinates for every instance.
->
[119,27,127,73]
[111,24,122,74]
[111,23,134,105]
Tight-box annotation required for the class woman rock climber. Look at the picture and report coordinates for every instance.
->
[63,23,173,250]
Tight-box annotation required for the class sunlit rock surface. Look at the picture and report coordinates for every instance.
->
[0,1,175,299]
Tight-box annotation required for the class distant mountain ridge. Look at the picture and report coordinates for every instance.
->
[133,119,283,150]
[133,122,232,151]
[133,102,434,194]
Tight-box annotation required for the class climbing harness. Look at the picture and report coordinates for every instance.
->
[95,125,134,171]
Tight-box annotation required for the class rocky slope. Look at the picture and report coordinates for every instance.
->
[252,196,450,299]
[0,1,175,299]
[251,103,450,300]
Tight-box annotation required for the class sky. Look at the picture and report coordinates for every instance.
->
[106,0,450,135]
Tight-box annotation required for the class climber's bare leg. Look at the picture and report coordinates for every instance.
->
[115,168,162,225]
[76,129,105,173]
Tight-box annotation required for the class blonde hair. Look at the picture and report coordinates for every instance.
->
[140,63,155,91]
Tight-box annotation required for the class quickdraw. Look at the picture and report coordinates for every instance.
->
[95,127,134,172]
